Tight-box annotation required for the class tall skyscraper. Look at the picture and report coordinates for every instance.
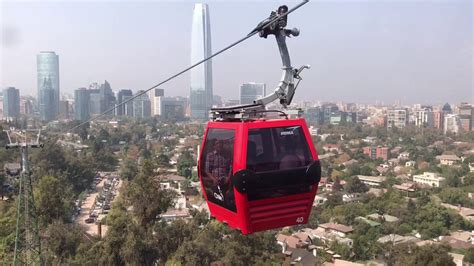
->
[458,103,473,131]
[190,3,213,119]
[444,114,460,135]
[414,105,434,128]
[99,80,116,114]
[387,108,409,129]
[74,88,90,121]
[88,81,116,115]
[239,83,266,105]
[116,89,134,116]
[37,51,59,121]
[133,90,151,118]
[149,88,165,116]
[3,87,20,119]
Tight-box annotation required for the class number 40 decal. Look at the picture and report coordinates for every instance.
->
[296,217,304,223]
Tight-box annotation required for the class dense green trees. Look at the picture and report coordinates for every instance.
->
[389,244,455,266]
[35,175,74,225]
[345,176,369,193]
[177,150,195,178]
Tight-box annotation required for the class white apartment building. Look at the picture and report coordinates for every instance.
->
[413,172,446,187]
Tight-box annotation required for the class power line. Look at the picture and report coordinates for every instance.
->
[65,0,309,134]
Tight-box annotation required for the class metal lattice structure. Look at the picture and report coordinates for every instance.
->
[5,130,43,265]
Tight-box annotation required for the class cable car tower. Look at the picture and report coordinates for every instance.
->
[5,129,44,265]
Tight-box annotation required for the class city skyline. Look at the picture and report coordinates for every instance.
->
[0,1,472,104]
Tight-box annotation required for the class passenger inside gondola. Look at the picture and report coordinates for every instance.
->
[201,131,237,212]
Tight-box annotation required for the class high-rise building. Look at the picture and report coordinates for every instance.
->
[59,100,70,119]
[162,97,187,120]
[239,83,266,105]
[150,88,165,116]
[38,77,56,121]
[414,106,434,128]
[363,146,389,161]
[458,103,473,131]
[74,88,90,121]
[433,111,444,130]
[116,89,133,116]
[444,114,460,135]
[88,81,116,116]
[89,89,101,115]
[322,103,339,124]
[20,97,34,115]
[37,51,59,121]
[387,108,409,128]
[100,80,116,114]
[133,90,151,118]
[190,3,213,119]
[3,87,20,119]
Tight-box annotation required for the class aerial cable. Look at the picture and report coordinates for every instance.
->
[58,0,309,139]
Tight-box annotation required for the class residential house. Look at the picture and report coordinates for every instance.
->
[377,234,419,245]
[302,227,353,247]
[393,182,417,193]
[323,144,341,153]
[405,160,416,167]
[160,208,191,222]
[441,203,474,222]
[437,154,461,166]
[276,234,309,250]
[314,195,328,206]
[286,248,318,266]
[398,152,410,160]
[342,159,358,167]
[342,193,362,203]
[367,213,400,223]
[318,223,354,238]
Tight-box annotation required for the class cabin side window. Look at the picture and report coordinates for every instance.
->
[200,128,236,212]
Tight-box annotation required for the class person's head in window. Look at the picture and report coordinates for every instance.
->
[280,135,302,170]
[213,139,223,152]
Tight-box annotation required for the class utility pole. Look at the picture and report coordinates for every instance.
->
[5,129,44,265]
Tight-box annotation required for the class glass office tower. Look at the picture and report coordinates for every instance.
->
[190,3,213,119]
[37,51,59,121]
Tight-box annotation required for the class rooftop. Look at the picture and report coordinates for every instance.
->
[319,223,353,233]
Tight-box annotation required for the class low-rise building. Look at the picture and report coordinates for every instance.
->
[377,234,419,245]
[323,144,341,153]
[437,154,461,166]
[355,175,386,187]
[318,223,353,238]
[413,172,446,187]
[367,213,400,223]
[393,182,417,192]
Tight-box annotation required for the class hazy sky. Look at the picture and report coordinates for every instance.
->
[1,0,472,105]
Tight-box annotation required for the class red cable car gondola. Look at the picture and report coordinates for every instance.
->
[198,2,321,234]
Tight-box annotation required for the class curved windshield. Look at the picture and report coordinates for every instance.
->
[200,128,236,212]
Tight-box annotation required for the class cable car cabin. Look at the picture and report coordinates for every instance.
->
[198,118,321,234]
